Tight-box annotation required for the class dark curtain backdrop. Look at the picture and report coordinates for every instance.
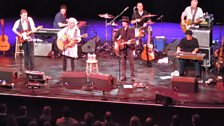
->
[0,0,224,23]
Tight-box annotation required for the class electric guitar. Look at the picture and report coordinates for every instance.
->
[17,25,43,43]
[0,19,10,52]
[180,18,203,33]
[57,33,88,51]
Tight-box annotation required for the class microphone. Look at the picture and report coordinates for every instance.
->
[133,6,136,10]
[124,6,129,11]
[157,15,164,20]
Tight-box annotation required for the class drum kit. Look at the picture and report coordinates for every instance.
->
[98,13,158,56]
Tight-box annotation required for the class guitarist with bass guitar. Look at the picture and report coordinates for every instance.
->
[180,0,204,33]
[57,17,82,71]
[114,16,136,81]
[12,9,38,70]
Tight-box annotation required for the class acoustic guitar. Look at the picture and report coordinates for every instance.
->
[141,43,155,62]
[57,33,88,51]
[114,39,136,56]
[0,19,10,52]
[17,25,43,43]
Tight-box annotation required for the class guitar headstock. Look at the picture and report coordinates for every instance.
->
[0,19,4,26]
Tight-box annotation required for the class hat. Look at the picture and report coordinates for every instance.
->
[185,30,193,35]
[68,17,78,24]
[120,16,130,22]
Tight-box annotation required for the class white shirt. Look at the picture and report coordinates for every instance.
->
[182,6,203,21]
[57,26,81,58]
[12,17,36,41]
[12,17,35,32]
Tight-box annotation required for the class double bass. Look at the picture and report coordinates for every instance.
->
[215,37,224,71]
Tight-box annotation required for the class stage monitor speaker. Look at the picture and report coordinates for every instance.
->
[172,76,198,93]
[155,94,173,106]
[89,73,117,91]
[82,39,96,53]
[34,42,52,57]
[190,28,212,47]
[61,71,87,87]
[0,67,17,83]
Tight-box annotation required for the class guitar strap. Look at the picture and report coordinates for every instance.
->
[192,7,198,22]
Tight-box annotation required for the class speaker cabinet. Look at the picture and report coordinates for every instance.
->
[155,94,173,106]
[0,67,17,83]
[61,71,87,87]
[190,28,212,47]
[172,76,198,93]
[89,73,116,91]
[153,36,166,52]
[34,42,52,57]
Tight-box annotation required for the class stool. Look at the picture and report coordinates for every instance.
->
[86,59,99,73]
[15,37,24,58]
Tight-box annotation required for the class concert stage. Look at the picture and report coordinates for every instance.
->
[1,52,224,125]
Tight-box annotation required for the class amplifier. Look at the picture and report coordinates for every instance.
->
[190,28,212,47]
[153,36,166,52]
[34,42,52,57]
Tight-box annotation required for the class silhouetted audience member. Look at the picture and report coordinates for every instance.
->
[16,105,36,126]
[129,116,141,126]
[0,103,17,126]
[28,120,38,126]
[94,120,102,126]
[169,114,180,126]
[56,106,79,126]
[80,112,95,126]
[101,111,119,126]
[192,114,201,126]
[39,106,53,126]
[145,117,155,126]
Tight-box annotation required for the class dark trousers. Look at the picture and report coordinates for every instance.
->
[121,49,135,78]
[179,59,200,77]
[63,56,75,71]
[22,41,34,70]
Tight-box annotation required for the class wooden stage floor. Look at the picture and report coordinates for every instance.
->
[0,52,224,109]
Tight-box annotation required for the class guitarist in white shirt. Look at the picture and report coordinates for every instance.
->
[180,0,204,32]
[12,9,36,70]
[57,18,81,71]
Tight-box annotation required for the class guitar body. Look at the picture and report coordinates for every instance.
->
[141,44,155,61]
[57,33,88,51]
[114,39,136,56]
[0,19,10,52]
[180,19,191,33]
[17,26,43,44]
[0,35,10,51]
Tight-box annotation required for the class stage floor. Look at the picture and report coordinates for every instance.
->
[0,53,224,108]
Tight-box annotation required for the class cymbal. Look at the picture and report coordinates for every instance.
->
[143,14,157,18]
[107,22,118,26]
[98,13,114,19]
[147,21,155,25]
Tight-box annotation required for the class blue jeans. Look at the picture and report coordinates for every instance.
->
[179,59,200,77]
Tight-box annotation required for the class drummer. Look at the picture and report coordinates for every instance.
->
[131,2,153,43]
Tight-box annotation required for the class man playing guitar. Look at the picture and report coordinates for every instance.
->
[180,0,204,33]
[114,16,135,81]
[57,18,81,71]
[12,9,37,70]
